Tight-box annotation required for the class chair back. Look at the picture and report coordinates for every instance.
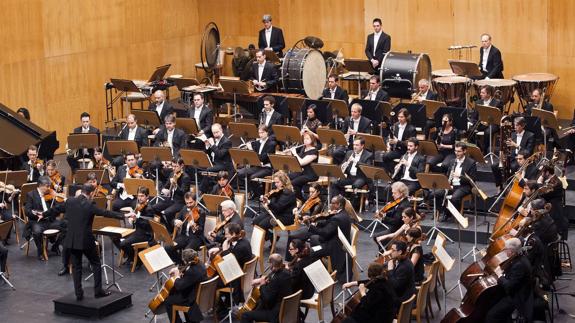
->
[428,259,440,293]
[413,275,433,317]
[396,293,416,323]
[344,198,362,222]
[278,289,303,323]
[241,256,259,301]
[350,224,359,248]
[149,219,174,246]
[235,192,246,220]
[195,276,219,313]
[18,183,38,222]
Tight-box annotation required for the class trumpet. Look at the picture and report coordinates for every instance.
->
[410,90,424,103]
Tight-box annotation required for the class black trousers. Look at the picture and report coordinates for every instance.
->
[0,245,7,272]
[289,172,318,201]
[381,150,403,173]
[237,166,273,198]
[484,296,517,323]
[165,294,193,323]
[331,175,368,197]
[429,185,471,217]
[70,246,103,297]
[154,199,184,233]
[113,231,152,262]
[30,219,64,257]
[112,196,134,212]
[240,308,279,323]
[166,234,204,264]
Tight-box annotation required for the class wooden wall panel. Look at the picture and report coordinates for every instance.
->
[0,0,45,65]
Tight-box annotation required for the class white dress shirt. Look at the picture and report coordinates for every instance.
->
[373,32,382,56]
[128,126,137,141]
[515,130,524,155]
[397,123,406,141]
[258,63,265,82]
[155,101,165,117]
[264,109,274,126]
[39,189,48,212]
[265,27,272,48]
[452,157,465,186]
[349,151,362,176]
[481,46,491,72]
[193,106,202,123]
[401,152,417,181]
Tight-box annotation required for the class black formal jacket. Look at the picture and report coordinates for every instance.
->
[365,32,391,67]
[126,199,155,241]
[498,255,534,321]
[382,198,411,233]
[390,123,417,153]
[350,277,398,323]
[424,91,439,101]
[250,61,279,91]
[24,189,58,222]
[21,160,44,182]
[119,125,149,147]
[188,105,214,134]
[479,45,504,79]
[389,257,416,302]
[207,136,232,170]
[267,188,297,226]
[175,205,206,239]
[362,88,390,102]
[222,237,253,269]
[259,110,283,130]
[251,138,277,166]
[512,130,535,156]
[342,116,373,146]
[45,194,122,250]
[392,152,426,181]
[442,156,477,190]
[290,255,316,300]
[163,170,191,203]
[259,268,292,312]
[111,164,129,194]
[173,263,208,322]
[214,212,243,244]
[154,127,188,157]
[258,26,286,56]
[322,86,349,103]
[148,101,175,123]
[210,183,235,200]
[343,149,374,179]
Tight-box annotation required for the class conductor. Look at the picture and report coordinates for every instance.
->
[46,184,124,300]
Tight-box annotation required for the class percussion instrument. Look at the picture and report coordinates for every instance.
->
[432,69,456,79]
[281,48,327,99]
[512,73,559,105]
[432,76,471,106]
[379,52,432,99]
[473,79,517,106]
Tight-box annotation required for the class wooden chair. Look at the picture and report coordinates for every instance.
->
[215,256,258,304]
[411,275,432,323]
[344,184,370,213]
[250,225,266,274]
[235,192,246,220]
[426,259,442,316]
[349,224,360,280]
[271,213,299,255]
[394,293,416,323]
[256,289,303,323]
[300,270,337,322]
[41,228,60,261]
[171,275,219,323]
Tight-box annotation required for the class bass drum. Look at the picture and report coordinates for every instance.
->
[281,48,326,99]
[380,52,432,99]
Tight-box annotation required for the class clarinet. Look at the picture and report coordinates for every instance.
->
[442,162,456,207]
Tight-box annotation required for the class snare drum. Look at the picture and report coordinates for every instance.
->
[512,73,559,104]
[380,52,432,99]
[473,79,517,106]
[432,76,471,106]
[281,48,326,99]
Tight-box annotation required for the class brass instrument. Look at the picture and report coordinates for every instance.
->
[499,115,515,179]
[410,90,424,104]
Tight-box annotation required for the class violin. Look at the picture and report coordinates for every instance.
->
[217,184,234,198]
[184,207,201,224]
[262,188,282,201]
[375,197,404,219]
[49,172,64,193]
[128,166,144,178]
[298,195,321,215]
[44,189,66,203]
[94,184,109,198]
[134,199,148,214]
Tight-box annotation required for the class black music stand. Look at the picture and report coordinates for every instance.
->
[229,148,261,215]
[461,173,488,263]
[140,147,172,203]
[0,170,28,235]
[229,122,258,146]
[394,103,427,131]
[349,99,381,133]
[434,106,468,132]
[532,108,558,161]
[317,128,347,151]
[0,220,15,290]
[475,104,502,163]
[110,78,149,118]
[106,140,140,157]
[358,165,392,235]
[324,99,349,129]
[286,97,306,126]
[220,79,251,122]
[67,133,100,168]
[93,225,134,291]
[416,173,453,244]
[179,149,212,209]
[272,125,302,146]
[131,110,161,131]
[268,155,302,175]
[448,60,482,108]
[344,59,373,95]
[310,164,345,202]
[302,99,332,127]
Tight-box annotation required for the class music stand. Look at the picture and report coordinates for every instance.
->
[131,110,161,130]
[344,59,374,95]
[229,148,261,215]
[110,78,148,118]
[202,194,230,216]
[325,99,349,129]
[177,118,200,135]
[0,170,28,241]
[141,147,173,202]
[220,79,251,122]
[422,100,446,119]
[448,60,482,108]
[286,97,306,126]
[311,163,345,202]
[463,143,486,165]
[147,64,171,83]
[475,104,502,163]
[180,149,213,209]
[106,140,140,157]
[532,108,558,161]
[461,173,488,262]
[92,224,135,291]
[358,165,392,236]
[302,99,332,126]
[0,220,15,290]
[416,173,453,244]
[418,140,439,158]
[268,155,302,175]
[317,128,347,152]
[394,103,427,131]
[229,122,258,146]
[139,244,175,321]
[67,134,100,168]
[272,125,302,146]
[361,133,387,154]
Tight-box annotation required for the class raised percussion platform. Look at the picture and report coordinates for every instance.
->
[53,288,132,319]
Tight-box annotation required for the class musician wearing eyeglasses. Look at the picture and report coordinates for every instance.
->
[390,138,425,194]
[365,18,391,70]
[66,112,101,173]
[286,132,319,201]
[286,239,315,299]
[258,14,285,57]
[478,33,504,79]
[429,142,477,222]
[469,85,502,154]
[188,93,213,137]
[199,123,233,194]
[332,104,372,164]
[362,75,390,102]
[166,193,206,265]
[250,50,279,93]
[237,125,276,199]
[381,108,417,173]
[259,96,283,131]
[386,240,417,303]
[322,74,349,102]
[331,136,374,198]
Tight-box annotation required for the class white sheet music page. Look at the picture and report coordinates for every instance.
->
[433,245,455,271]
[337,227,355,257]
[144,246,174,272]
[304,260,334,293]
[446,200,469,228]
[217,253,244,284]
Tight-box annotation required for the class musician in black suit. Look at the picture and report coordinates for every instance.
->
[331,137,374,197]
[470,85,503,153]
[374,182,411,244]
[0,244,7,274]
[322,74,349,102]
[199,123,233,194]
[66,112,101,172]
[240,254,293,323]
[23,176,66,260]
[154,158,191,233]
[237,125,277,198]
[118,113,149,148]
[149,89,175,126]
[188,93,213,136]
[413,79,438,102]
[391,138,426,194]
[111,152,143,211]
[515,151,538,186]
[362,75,390,102]
[259,96,283,131]
[257,14,285,56]
[333,103,372,164]
[365,18,391,69]
[485,238,534,322]
[44,184,123,300]
[250,50,279,93]
[154,114,188,158]
[429,142,477,222]
[21,145,45,182]
[309,195,352,283]
[387,240,416,303]
[166,193,207,265]
[524,88,559,152]
[165,249,208,323]
[478,33,504,79]
[207,200,243,245]
[381,108,417,173]
[253,171,297,240]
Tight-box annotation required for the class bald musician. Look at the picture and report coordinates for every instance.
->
[478,33,504,79]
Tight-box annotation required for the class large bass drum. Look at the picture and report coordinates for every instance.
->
[281,48,326,99]
[380,52,432,99]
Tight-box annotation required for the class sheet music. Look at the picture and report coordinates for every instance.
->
[446,200,469,228]
[203,216,217,240]
[250,227,264,256]
[311,245,322,252]
[337,227,355,257]
[434,233,446,249]
[99,226,134,237]
[304,260,334,292]
[143,246,174,273]
[433,245,455,271]
[217,253,244,284]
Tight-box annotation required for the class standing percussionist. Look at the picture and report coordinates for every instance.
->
[257,14,285,57]
[250,50,279,93]
[365,18,391,70]
[478,33,504,79]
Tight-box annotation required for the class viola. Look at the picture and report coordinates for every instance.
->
[217,184,234,198]
[44,189,66,203]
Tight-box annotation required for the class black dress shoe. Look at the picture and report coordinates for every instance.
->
[3,239,10,246]
[58,267,69,276]
[37,255,46,261]
[76,293,84,301]
[94,290,112,298]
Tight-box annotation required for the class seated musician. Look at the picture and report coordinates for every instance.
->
[92,148,116,179]
[515,150,539,186]
[413,79,438,102]
[113,187,156,268]
[386,240,416,303]
[0,186,17,244]
[111,152,142,211]
[237,125,276,198]
[249,50,279,93]
[118,113,149,148]
[374,182,411,239]
[322,74,349,103]
[21,145,45,182]
[538,165,567,240]
[286,183,324,260]
[485,237,534,323]
[23,176,66,261]
[149,90,175,134]
[154,158,191,233]
[259,96,283,131]
[253,171,297,241]
[301,104,322,143]
[188,93,213,137]
[390,138,425,194]
[207,200,243,245]
[210,170,235,200]
[166,192,206,264]
[429,142,477,222]
[165,249,208,323]
[286,239,315,299]
[46,160,66,195]
[427,113,459,172]
[199,123,233,194]
[406,228,425,285]
[332,103,372,164]
[331,136,374,197]
[66,112,100,173]
[258,14,285,56]
[375,207,421,250]
[470,85,503,154]
[515,180,539,217]
[287,132,319,200]
[381,108,417,173]
[154,114,188,158]
[524,88,555,117]
[362,75,390,102]
[308,195,352,283]
[240,253,293,323]
[341,262,399,323]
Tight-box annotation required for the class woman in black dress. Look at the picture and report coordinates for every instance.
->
[254,170,297,240]
[406,227,425,285]
[428,113,459,171]
[287,239,315,300]
[288,132,319,200]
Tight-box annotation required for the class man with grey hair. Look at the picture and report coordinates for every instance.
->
[208,199,243,244]
[478,33,504,79]
[257,14,285,56]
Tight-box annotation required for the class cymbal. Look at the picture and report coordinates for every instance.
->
[304,36,324,49]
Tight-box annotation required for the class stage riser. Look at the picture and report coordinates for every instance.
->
[53,288,132,319]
